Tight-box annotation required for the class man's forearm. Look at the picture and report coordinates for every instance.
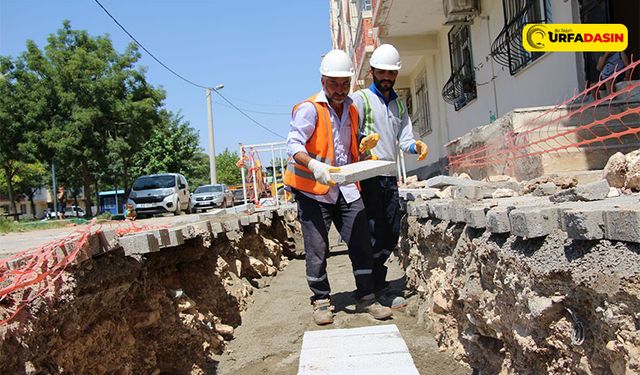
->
[293,151,312,168]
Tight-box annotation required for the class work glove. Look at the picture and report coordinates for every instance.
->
[415,140,428,161]
[359,133,380,154]
[307,159,340,186]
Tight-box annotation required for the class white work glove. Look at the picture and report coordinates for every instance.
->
[307,159,340,187]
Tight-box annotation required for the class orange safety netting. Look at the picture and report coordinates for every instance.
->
[0,219,165,325]
[448,60,640,173]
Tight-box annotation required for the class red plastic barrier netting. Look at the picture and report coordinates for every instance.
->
[448,60,640,172]
[0,219,167,325]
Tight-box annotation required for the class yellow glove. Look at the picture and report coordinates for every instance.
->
[415,140,428,161]
[359,133,380,154]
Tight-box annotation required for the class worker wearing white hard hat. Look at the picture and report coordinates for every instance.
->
[352,44,429,310]
[284,49,392,325]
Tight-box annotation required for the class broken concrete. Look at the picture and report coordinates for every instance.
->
[550,180,610,202]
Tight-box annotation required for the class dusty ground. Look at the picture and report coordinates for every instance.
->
[215,228,471,375]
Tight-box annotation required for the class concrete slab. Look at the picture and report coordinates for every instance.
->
[425,175,484,189]
[298,324,419,375]
[509,208,557,238]
[223,218,240,232]
[563,209,605,240]
[240,215,251,227]
[167,227,186,247]
[487,207,514,234]
[149,229,171,247]
[465,206,489,228]
[604,208,640,243]
[398,188,438,201]
[119,233,160,256]
[429,200,452,221]
[329,160,396,184]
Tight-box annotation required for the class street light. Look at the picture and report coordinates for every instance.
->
[206,84,224,185]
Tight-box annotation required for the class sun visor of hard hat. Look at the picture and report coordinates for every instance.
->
[319,67,355,77]
[370,62,402,71]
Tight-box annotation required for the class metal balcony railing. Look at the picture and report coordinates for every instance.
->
[442,64,477,111]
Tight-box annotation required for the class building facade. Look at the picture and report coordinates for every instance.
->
[330,0,640,178]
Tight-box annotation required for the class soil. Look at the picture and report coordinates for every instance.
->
[215,228,471,375]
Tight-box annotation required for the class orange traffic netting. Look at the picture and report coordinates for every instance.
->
[0,219,166,325]
[448,60,640,173]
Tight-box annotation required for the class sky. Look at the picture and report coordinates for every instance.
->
[0,0,332,158]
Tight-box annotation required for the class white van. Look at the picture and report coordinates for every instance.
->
[127,173,191,216]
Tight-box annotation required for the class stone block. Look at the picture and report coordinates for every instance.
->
[453,186,483,200]
[329,160,396,184]
[150,229,171,247]
[426,175,483,189]
[181,224,197,239]
[450,201,468,223]
[223,218,240,232]
[464,206,488,228]
[509,208,557,238]
[119,233,160,256]
[533,182,557,196]
[399,188,438,201]
[406,201,419,216]
[604,208,640,243]
[97,229,118,253]
[191,221,212,236]
[210,221,224,235]
[486,207,513,233]
[563,209,604,240]
[429,201,452,221]
[167,227,185,247]
[240,215,251,226]
[550,180,610,203]
[249,213,259,223]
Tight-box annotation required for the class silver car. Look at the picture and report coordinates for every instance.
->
[190,184,233,212]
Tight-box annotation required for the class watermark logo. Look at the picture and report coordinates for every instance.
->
[523,24,628,52]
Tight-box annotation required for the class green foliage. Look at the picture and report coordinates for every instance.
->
[187,151,211,189]
[216,148,241,186]
[0,217,69,234]
[131,110,200,178]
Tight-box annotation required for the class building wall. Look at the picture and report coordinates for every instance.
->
[441,0,580,141]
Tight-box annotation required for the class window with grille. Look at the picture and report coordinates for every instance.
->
[442,25,477,111]
[413,70,431,135]
[491,0,552,75]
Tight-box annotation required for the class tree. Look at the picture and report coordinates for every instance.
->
[216,148,241,186]
[186,151,211,189]
[0,56,43,215]
[0,162,48,219]
[21,21,165,216]
[131,110,200,178]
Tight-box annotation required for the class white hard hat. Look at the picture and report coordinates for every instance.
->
[370,44,402,70]
[319,49,354,77]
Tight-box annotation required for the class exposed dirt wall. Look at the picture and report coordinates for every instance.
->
[399,216,640,375]
[0,216,298,374]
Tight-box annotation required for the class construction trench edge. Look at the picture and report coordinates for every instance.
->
[1,189,639,374]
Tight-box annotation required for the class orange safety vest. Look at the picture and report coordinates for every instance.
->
[284,93,359,195]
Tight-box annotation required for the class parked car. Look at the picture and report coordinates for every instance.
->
[231,189,245,205]
[190,184,233,212]
[127,173,191,217]
[43,206,86,219]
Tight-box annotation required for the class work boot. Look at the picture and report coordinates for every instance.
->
[356,294,393,320]
[376,288,408,310]
[312,298,334,325]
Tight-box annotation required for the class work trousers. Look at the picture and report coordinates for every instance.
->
[360,176,401,292]
[295,190,375,302]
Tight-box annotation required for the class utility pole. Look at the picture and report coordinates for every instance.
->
[51,161,58,219]
[206,84,224,185]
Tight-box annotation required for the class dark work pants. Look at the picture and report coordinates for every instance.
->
[295,190,375,302]
[360,176,401,292]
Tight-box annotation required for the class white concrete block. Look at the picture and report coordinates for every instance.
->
[330,160,396,184]
[298,324,419,375]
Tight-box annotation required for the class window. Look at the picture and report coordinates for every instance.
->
[442,25,477,111]
[357,0,372,12]
[413,70,431,135]
[491,0,552,75]
[20,204,27,214]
